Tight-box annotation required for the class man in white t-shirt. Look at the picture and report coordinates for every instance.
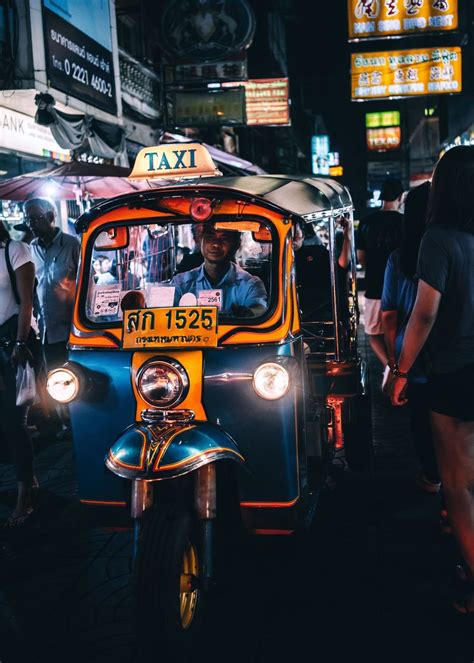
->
[0,227,37,526]
[0,237,36,336]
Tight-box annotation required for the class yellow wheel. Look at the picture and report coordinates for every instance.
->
[134,506,206,660]
[179,542,199,629]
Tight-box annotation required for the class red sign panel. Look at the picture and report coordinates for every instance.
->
[224,78,290,126]
[367,127,401,151]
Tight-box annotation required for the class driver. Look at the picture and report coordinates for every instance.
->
[171,226,267,317]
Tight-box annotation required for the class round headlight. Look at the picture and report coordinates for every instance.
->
[137,360,188,408]
[46,368,80,403]
[253,362,290,401]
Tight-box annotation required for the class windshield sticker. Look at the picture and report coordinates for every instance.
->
[93,286,122,316]
[179,292,198,306]
[147,285,176,308]
[198,289,222,309]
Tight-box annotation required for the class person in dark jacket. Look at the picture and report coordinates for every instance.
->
[357,177,404,366]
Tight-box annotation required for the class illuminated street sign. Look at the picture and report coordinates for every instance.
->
[347,0,458,40]
[367,127,401,151]
[311,135,330,175]
[351,47,462,100]
[365,111,400,127]
[223,78,290,126]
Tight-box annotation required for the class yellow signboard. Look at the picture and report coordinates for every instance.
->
[129,142,221,180]
[348,0,458,39]
[123,307,219,349]
[351,47,462,100]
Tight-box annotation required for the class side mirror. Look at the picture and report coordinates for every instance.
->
[95,227,129,250]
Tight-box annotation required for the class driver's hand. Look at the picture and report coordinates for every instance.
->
[231,304,254,317]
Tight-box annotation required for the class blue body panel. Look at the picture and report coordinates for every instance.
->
[203,340,305,504]
[69,350,135,502]
[70,339,306,506]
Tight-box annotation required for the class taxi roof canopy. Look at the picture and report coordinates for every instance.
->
[187,175,353,221]
[76,174,353,233]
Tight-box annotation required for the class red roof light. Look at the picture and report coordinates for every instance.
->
[189,197,213,222]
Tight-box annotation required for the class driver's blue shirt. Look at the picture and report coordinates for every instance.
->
[171,262,267,315]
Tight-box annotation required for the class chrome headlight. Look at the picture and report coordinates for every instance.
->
[46,367,80,403]
[137,360,188,408]
[253,362,290,400]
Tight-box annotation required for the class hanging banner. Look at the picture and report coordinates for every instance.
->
[351,46,462,100]
[348,0,458,40]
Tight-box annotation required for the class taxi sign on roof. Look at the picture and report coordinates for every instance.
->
[129,142,222,180]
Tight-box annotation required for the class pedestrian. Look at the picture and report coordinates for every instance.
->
[381,181,440,492]
[24,198,80,436]
[0,221,38,526]
[390,146,474,614]
[357,177,404,366]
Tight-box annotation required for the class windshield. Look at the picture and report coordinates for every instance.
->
[84,219,274,326]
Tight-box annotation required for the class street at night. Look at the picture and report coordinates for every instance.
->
[1,1,473,662]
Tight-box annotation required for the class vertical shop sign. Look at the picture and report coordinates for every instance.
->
[311,135,330,175]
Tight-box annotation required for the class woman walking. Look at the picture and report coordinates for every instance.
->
[390,146,474,613]
[382,182,440,492]
[0,221,37,526]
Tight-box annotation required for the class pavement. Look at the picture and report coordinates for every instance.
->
[0,334,472,663]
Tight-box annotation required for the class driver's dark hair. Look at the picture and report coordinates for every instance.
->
[202,225,241,252]
[427,145,474,233]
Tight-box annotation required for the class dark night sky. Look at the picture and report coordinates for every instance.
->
[285,1,367,207]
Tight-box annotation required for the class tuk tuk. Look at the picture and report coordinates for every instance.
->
[45,143,371,655]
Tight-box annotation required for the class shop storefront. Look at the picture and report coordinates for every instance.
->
[0,98,71,235]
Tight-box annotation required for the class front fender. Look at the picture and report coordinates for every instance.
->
[105,420,245,481]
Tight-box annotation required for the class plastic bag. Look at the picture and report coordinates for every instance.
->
[16,362,37,407]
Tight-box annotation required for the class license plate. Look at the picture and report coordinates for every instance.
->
[122,307,218,349]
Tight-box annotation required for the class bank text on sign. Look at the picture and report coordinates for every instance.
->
[351,47,461,101]
[348,0,458,39]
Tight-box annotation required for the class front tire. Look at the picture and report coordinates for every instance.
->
[133,505,205,661]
